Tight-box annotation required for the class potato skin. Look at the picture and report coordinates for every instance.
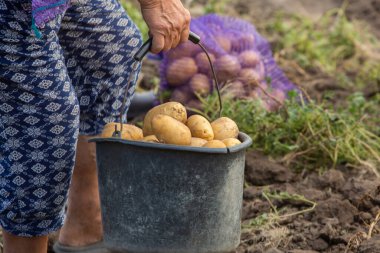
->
[211,117,239,140]
[101,122,143,140]
[214,55,241,82]
[238,50,260,68]
[143,102,187,136]
[142,135,160,143]
[152,114,191,146]
[222,138,241,147]
[203,140,227,148]
[186,115,214,141]
[166,57,198,87]
[189,74,211,96]
[190,137,208,147]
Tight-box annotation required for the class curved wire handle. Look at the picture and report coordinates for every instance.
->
[115,31,223,137]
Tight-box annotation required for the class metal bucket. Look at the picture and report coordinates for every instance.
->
[91,132,252,253]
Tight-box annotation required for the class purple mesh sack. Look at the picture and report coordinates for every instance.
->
[159,14,297,111]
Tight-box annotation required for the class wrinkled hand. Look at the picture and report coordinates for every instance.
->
[138,0,191,53]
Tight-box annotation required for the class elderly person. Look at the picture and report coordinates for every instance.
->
[0,0,190,252]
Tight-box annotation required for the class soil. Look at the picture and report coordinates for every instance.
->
[135,3,380,252]
[36,1,380,253]
[235,152,380,253]
[228,0,380,39]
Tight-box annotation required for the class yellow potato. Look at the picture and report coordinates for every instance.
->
[142,135,160,143]
[211,117,239,140]
[203,140,227,148]
[222,138,241,147]
[143,102,187,136]
[186,115,214,141]
[152,114,191,146]
[190,137,208,147]
[101,122,143,140]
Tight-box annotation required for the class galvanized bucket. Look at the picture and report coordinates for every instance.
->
[91,132,252,253]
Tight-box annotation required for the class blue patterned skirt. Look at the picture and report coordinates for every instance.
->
[0,0,142,236]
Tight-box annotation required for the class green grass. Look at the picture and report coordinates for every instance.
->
[204,0,230,14]
[195,90,380,172]
[265,5,380,89]
[187,4,380,172]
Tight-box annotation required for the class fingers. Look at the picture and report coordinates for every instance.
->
[151,33,165,54]
[180,9,191,44]
[143,0,191,53]
[163,34,173,51]
[171,31,181,49]
[180,26,190,44]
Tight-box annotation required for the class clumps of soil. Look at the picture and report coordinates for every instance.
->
[237,151,380,253]
[346,0,380,39]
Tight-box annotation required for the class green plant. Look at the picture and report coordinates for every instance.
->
[242,190,316,230]
[266,4,380,89]
[195,90,380,173]
[204,0,230,14]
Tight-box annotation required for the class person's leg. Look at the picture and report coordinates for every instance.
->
[56,0,142,247]
[57,136,103,246]
[3,231,48,253]
[0,1,79,252]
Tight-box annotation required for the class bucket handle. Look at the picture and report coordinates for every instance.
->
[115,31,223,137]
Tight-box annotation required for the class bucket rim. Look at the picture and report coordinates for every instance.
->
[90,132,252,154]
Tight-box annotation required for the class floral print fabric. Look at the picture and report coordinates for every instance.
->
[0,0,142,236]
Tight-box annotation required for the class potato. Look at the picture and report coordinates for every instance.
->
[223,80,246,98]
[171,86,192,104]
[101,122,143,140]
[215,36,232,53]
[167,43,201,60]
[211,117,239,140]
[232,34,255,49]
[265,89,286,111]
[222,138,241,147]
[239,68,263,85]
[151,114,191,146]
[166,57,198,87]
[190,137,208,147]
[238,50,260,68]
[189,74,211,96]
[203,140,226,148]
[186,115,214,141]
[142,135,160,143]
[214,55,241,82]
[143,102,187,136]
[195,52,215,74]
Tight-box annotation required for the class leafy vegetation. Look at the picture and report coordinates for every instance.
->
[265,5,380,89]
[196,90,380,172]
[203,0,230,14]
[242,190,316,230]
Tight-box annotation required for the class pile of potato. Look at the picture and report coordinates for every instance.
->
[101,102,241,148]
[158,14,298,112]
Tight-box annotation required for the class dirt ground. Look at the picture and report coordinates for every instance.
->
[138,2,380,252]
[237,152,380,253]
[228,1,380,252]
[228,0,380,39]
[44,1,380,253]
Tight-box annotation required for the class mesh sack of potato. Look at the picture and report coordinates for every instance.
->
[159,14,298,111]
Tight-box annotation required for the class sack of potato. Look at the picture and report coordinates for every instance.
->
[159,14,297,111]
[101,102,241,148]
